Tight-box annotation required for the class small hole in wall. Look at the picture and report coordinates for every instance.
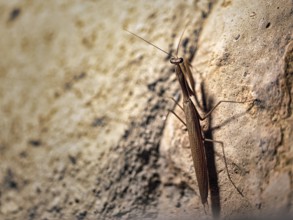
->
[9,8,21,21]
[266,22,271,28]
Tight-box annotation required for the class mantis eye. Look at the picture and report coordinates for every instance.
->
[170,57,184,64]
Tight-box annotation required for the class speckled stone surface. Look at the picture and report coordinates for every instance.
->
[0,1,292,219]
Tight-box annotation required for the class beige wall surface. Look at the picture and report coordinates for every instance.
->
[0,0,292,219]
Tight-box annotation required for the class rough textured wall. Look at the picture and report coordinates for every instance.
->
[0,0,292,220]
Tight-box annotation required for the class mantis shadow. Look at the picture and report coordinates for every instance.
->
[199,82,253,218]
[200,83,221,218]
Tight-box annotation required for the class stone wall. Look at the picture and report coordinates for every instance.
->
[0,0,292,219]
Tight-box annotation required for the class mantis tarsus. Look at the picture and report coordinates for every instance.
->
[125,27,252,206]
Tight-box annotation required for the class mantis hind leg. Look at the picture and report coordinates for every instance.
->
[203,138,253,208]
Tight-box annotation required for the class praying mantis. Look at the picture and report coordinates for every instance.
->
[125,27,253,206]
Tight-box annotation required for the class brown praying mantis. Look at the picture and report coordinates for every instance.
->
[125,27,253,206]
